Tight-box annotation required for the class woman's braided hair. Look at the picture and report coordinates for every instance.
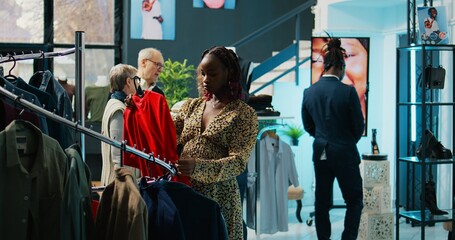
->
[197,46,243,101]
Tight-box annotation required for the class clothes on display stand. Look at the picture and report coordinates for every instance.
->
[62,144,96,240]
[95,168,148,240]
[0,47,227,240]
[0,120,93,240]
[123,90,190,185]
[139,179,228,240]
[29,70,75,149]
[1,84,215,240]
[0,77,48,133]
[246,133,300,234]
[1,70,75,149]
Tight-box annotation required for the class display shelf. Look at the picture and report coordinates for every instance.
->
[395,44,455,240]
[399,209,454,223]
[397,102,454,106]
[257,116,294,121]
[397,44,455,52]
[398,156,454,164]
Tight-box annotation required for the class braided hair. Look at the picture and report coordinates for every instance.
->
[322,38,346,72]
[197,46,243,101]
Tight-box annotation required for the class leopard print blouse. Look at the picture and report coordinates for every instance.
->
[174,97,258,240]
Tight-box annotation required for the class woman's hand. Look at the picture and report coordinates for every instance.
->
[142,1,152,11]
[175,157,196,176]
[124,94,136,109]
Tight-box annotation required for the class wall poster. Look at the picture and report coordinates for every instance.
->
[193,0,236,10]
[130,0,176,40]
[311,37,370,135]
[417,6,449,45]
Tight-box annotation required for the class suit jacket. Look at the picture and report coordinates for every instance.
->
[151,85,165,96]
[301,76,364,165]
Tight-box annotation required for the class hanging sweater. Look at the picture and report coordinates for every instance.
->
[123,90,188,184]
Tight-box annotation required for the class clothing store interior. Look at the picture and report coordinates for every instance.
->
[1,0,455,239]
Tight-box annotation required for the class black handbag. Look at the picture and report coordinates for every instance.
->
[424,66,446,89]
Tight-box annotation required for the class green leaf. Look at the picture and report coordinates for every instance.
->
[160,58,196,108]
[280,124,305,140]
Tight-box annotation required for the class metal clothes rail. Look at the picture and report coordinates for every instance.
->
[0,48,76,64]
[0,85,177,176]
[0,31,86,159]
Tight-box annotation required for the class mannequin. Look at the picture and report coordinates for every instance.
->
[85,76,110,122]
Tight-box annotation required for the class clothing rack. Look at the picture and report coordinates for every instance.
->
[0,48,76,64]
[0,85,177,176]
[0,31,87,159]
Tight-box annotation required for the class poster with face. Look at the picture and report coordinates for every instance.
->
[417,6,449,45]
[130,0,176,40]
[193,0,236,9]
[311,37,370,135]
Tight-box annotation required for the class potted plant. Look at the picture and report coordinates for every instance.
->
[281,124,305,146]
[159,59,196,108]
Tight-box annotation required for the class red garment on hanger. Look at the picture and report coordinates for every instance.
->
[123,90,189,185]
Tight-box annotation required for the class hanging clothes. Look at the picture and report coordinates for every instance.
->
[61,144,95,240]
[139,179,228,240]
[246,135,300,234]
[138,179,185,240]
[0,98,41,133]
[15,77,62,141]
[58,78,76,104]
[95,168,148,240]
[0,120,68,240]
[123,90,189,184]
[0,77,48,133]
[28,70,74,149]
[157,180,228,240]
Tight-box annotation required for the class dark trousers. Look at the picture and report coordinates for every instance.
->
[314,161,363,240]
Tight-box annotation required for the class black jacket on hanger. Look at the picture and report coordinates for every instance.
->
[0,76,48,134]
[29,70,74,148]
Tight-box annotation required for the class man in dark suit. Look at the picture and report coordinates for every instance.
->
[301,37,364,240]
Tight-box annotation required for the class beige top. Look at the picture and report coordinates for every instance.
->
[100,99,140,186]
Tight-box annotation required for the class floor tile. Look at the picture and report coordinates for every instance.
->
[246,205,450,240]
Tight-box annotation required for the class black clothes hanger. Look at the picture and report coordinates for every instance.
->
[3,56,18,81]
[13,93,25,120]
[133,76,144,98]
